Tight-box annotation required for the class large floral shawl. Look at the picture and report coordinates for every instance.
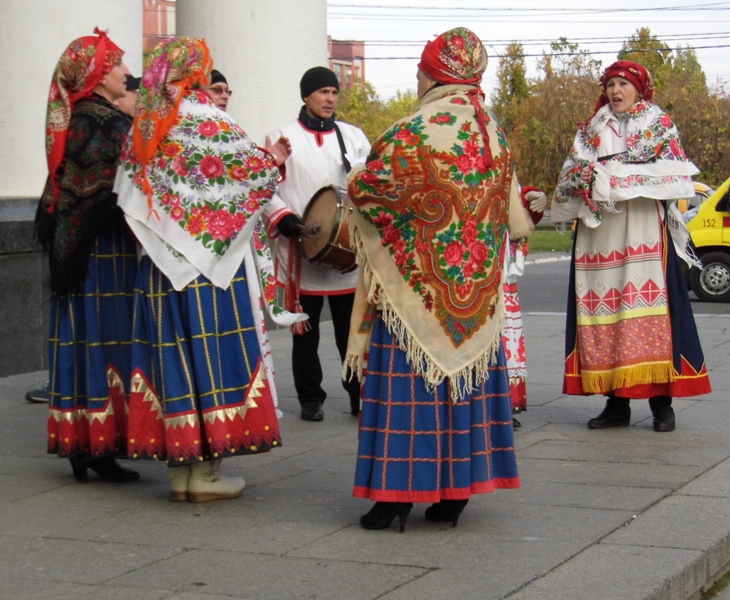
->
[345,84,530,401]
[551,102,698,226]
[115,90,282,291]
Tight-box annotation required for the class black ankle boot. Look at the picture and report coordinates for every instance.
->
[360,502,413,533]
[85,456,140,482]
[649,396,675,432]
[424,499,469,527]
[587,397,630,429]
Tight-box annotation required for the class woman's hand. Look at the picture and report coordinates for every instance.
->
[264,135,292,167]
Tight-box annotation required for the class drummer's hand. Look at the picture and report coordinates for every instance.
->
[265,135,292,167]
[277,213,305,238]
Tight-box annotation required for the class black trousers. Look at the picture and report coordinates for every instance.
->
[292,292,360,411]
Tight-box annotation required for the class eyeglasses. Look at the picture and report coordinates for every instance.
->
[208,86,233,96]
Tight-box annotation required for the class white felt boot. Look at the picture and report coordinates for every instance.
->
[168,465,191,502]
[188,459,245,503]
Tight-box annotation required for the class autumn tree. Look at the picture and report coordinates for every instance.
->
[508,39,602,193]
[618,27,673,87]
[490,42,529,133]
[337,80,418,142]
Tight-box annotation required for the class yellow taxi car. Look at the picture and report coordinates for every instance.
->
[677,181,714,213]
[685,176,730,302]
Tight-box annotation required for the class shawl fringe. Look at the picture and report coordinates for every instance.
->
[345,219,504,403]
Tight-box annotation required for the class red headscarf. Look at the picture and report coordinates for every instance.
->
[418,27,488,85]
[418,28,494,170]
[593,60,654,113]
[45,28,124,206]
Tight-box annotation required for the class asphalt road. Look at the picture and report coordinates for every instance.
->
[520,253,730,316]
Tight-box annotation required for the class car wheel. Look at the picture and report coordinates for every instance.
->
[689,251,730,302]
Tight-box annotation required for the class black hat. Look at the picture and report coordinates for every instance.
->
[300,67,339,99]
[210,69,227,85]
[125,74,141,92]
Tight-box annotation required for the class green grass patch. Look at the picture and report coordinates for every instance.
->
[529,228,574,253]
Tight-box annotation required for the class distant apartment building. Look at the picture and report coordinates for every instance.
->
[328,36,365,91]
[143,0,176,53]
[141,4,366,89]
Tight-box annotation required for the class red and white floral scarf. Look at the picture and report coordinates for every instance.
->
[552,102,698,226]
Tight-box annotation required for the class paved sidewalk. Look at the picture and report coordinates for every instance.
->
[1,311,729,600]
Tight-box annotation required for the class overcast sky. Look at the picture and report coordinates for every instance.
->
[327,1,730,98]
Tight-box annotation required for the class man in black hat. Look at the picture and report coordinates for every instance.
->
[265,67,370,422]
[206,69,232,112]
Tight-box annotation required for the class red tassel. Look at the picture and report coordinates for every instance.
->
[283,239,307,335]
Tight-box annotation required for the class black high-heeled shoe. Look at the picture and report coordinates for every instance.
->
[424,499,469,527]
[69,456,140,483]
[360,502,413,533]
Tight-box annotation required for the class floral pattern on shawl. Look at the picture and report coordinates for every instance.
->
[349,86,510,351]
[552,102,696,224]
[119,90,278,257]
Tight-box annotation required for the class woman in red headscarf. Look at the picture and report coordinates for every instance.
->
[552,60,711,431]
[37,29,140,483]
[345,28,534,531]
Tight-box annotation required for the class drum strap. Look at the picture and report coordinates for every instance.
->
[334,124,352,173]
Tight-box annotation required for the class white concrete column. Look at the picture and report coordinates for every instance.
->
[0,0,142,200]
[176,0,328,143]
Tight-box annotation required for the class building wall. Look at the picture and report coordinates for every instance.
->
[177,0,328,143]
[0,0,143,200]
[0,1,142,377]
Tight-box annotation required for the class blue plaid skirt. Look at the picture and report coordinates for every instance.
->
[354,316,520,503]
[127,256,282,466]
[47,228,137,457]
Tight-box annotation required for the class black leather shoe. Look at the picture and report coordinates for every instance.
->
[587,397,630,429]
[649,396,675,432]
[513,417,521,429]
[301,402,324,422]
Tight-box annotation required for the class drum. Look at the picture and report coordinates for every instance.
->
[300,185,357,274]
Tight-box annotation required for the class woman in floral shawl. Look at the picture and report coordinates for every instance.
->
[115,38,305,503]
[38,28,140,484]
[552,60,711,432]
[346,28,532,532]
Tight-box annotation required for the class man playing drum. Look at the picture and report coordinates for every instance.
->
[266,67,370,421]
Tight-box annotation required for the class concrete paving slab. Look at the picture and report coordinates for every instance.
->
[680,459,730,498]
[0,578,172,600]
[0,535,183,585]
[3,304,730,599]
[108,548,428,600]
[514,456,705,489]
[602,495,730,578]
[505,544,706,600]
